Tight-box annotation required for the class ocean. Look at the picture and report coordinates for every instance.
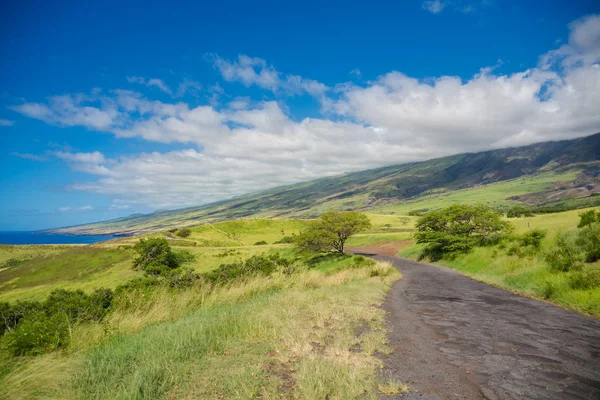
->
[0,231,116,245]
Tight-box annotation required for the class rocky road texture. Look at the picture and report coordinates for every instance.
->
[358,253,600,400]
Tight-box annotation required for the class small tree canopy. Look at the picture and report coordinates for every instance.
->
[415,204,511,261]
[296,211,371,254]
[133,238,180,275]
[506,205,534,218]
[578,210,598,228]
[175,228,192,238]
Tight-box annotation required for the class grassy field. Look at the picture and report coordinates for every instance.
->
[399,207,600,317]
[373,169,579,215]
[0,255,402,399]
[0,216,409,398]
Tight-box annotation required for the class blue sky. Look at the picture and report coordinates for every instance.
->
[1,0,600,230]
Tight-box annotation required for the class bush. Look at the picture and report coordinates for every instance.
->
[545,232,583,272]
[506,205,534,218]
[133,238,181,276]
[569,265,600,290]
[540,281,558,300]
[3,312,70,356]
[274,235,295,244]
[576,223,600,263]
[254,240,268,245]
[205,254,291,284]
[577,210,598,228]
[175,228,192,238]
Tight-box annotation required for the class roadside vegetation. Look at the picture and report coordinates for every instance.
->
[400,206,600,317]
[0,213,401,398]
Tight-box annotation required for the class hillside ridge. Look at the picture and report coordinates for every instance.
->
[49,133,600,235]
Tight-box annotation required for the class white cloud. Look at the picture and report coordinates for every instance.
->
[58,205,94,212]
[109,204,131,210]
[10,152,47,161]
[541,14,600,70]
[127,76,173,95]
[0,119,14,126]
[422,0,445,14]
[212,54,328,97]
[11,14,600,210]
[350,69,361,78]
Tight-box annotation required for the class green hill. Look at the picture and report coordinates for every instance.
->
[50,133,600,235]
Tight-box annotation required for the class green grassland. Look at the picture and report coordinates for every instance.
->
[399,207,600,317]
[0,237,402,399]
[373,169,580,215]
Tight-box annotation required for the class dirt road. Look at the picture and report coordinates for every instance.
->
[359,253,600,400]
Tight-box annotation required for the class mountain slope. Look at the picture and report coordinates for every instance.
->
[51,133,600,235]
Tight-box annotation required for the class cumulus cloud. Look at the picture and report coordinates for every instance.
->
[211,54,328,97]
[11,14,600,209]
[0,119,14,126]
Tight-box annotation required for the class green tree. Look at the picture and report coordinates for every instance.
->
[506,205,534,218]
[577,210,598,228]
[132,238,180,275]
[175,228,192,238]
[415,204,511,261]
[296,211,371,254]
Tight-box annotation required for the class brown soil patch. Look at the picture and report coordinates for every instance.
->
[347,240,413,256]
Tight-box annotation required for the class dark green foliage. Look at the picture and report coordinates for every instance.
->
[205,254,291,284]
[254,241,268,245]
[569,265,600,289]
[519,229,547,249]
[506,205,534,218]
[133,238,181,276]
[577,210,598,228]
[408,209,427,216]
[545,232,583,272]
[175,228,192,238]
[415,204,511,261]
[174,250,195,264]
[274,235,295,244]
[0,288,114,355]
[1,258,21,269]
[295,211,371,254]
[4,312,70,356]
[575,223,600,262]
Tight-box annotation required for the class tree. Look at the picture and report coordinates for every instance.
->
[175,228,192,238]
[415,204,511,261]
[296,211,371,254]
[506,205,534,218]
[578,210,598,228]
[132,238,180,275]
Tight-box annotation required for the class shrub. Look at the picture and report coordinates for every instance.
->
[175,228,192,238]
[205,254,291,284]
[569,265,600,290]
[254,240,268,245]
[545,232,583,272]
[506,206,534,218]
[577,210,598,228]
[274,235,295,244]
[133,238,181,276]
[576,223,600,263]
[518,229,547,249]
[45,289,109,322]
[3,312,70,356]
[540,281,558,300]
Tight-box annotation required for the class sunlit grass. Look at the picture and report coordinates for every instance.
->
[1,260,400,399]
